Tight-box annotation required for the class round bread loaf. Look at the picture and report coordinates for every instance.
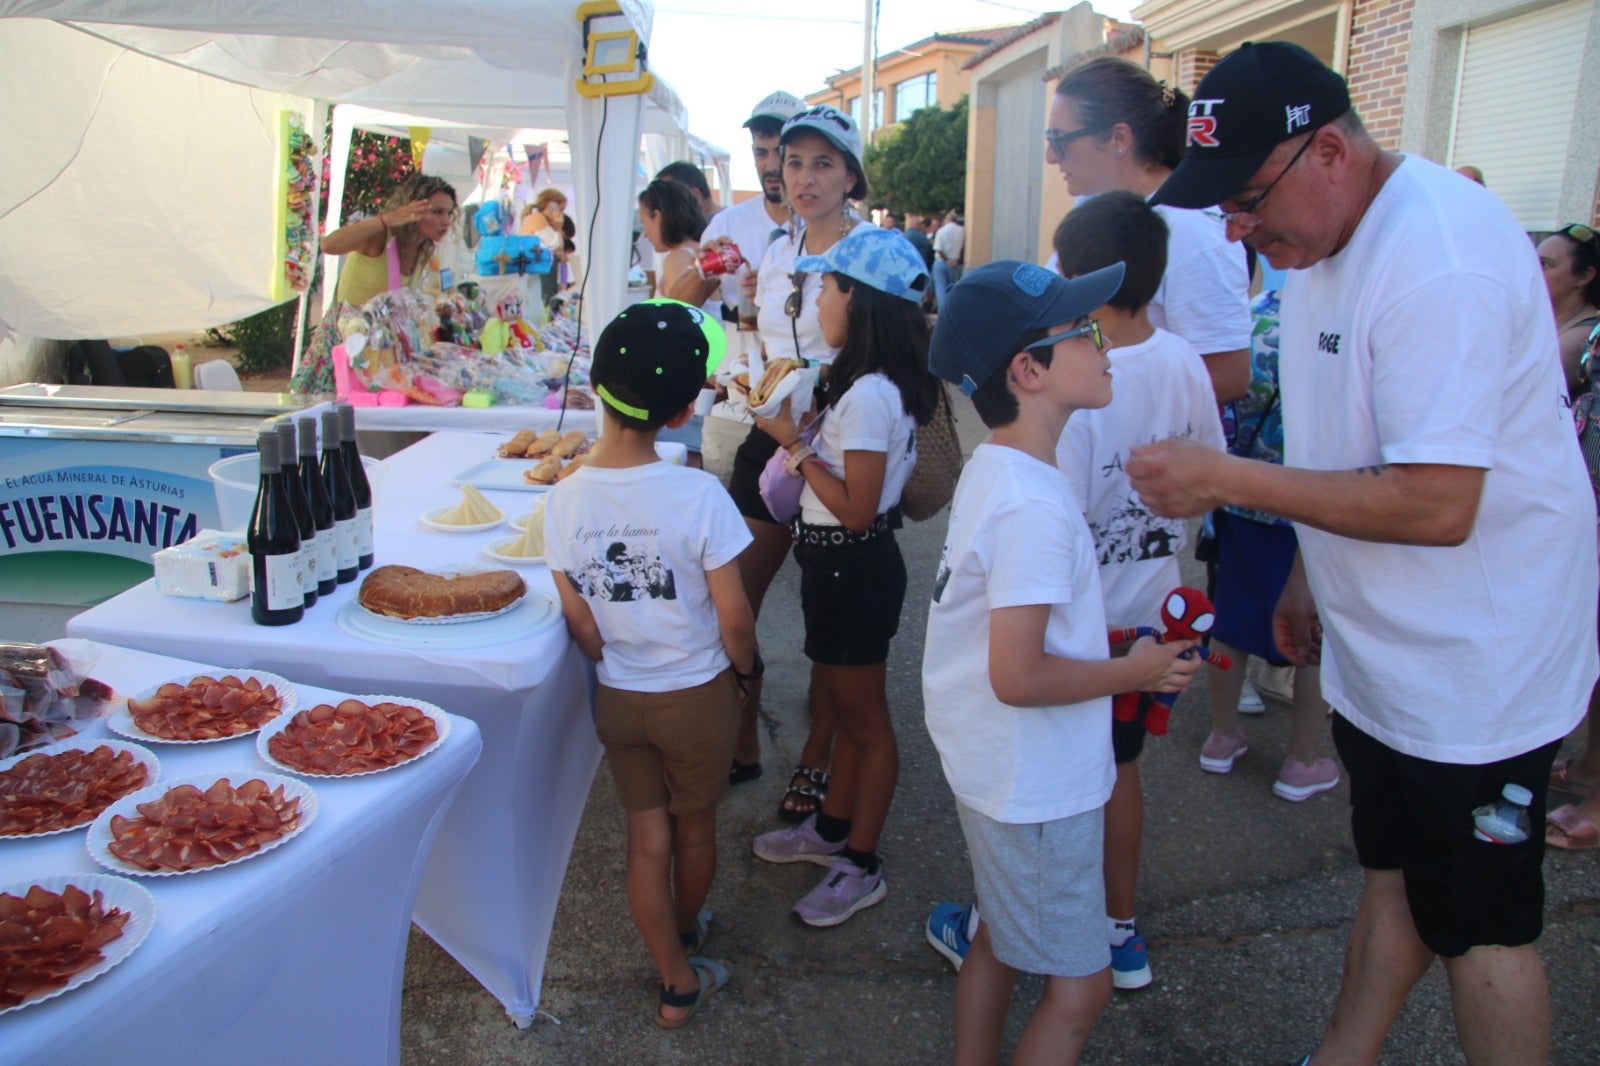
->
[358,565,526,619]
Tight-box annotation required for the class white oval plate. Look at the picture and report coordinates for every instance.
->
[0,873,156,1017]
[257,695,451,779]
[108,670,296,745]
[420,506,504,533]
[86,772,317,878]
[0,738,161,839]
[482,538,545,567]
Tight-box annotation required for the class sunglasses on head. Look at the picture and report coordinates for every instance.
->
[1024,319,1104,354]
[1560,223,1598,247]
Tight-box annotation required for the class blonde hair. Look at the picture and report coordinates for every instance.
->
[534,187,567,211]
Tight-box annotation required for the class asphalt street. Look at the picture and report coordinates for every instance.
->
[400,395,1600,1064]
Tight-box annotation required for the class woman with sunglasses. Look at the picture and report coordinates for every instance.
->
[1048,58,1252,404]
[1537,223,1600,396]
[728,105,873,819]
[291,173,457,393]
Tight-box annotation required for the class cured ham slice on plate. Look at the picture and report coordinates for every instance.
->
[261,697,448,777]
[0,741,156,836]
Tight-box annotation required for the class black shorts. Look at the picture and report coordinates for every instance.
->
[1109,696,1149,764]
[728,425,783,525]
[794,532,905,666]
[1331,713,1560,958]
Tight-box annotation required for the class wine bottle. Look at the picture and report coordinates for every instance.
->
[321,408,359,583]
[337,403,374,569]
[248,430,304,626]
[298,417,337,596]
[275,422,317,608]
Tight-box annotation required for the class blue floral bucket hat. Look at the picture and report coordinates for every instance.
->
[795,226,930,303]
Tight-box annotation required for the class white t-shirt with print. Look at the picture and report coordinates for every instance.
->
[545,461,753,693]
[1149,204,1252,357]
[1281,154,1597,763]
[922,444,1115,824]
[1058,328,1224,629]
[754,218,871,365]
[801,372,916,526]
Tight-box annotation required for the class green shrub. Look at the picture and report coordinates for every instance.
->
[207,301,296,374]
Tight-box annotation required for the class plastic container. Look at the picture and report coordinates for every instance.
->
[211,452,384,532]
[1472,783,1533,844]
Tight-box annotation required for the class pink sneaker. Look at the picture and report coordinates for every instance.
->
[1199,730,1249,773]
[1273,756,1340,801]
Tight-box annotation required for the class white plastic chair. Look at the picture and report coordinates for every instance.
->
[192,360,243,391]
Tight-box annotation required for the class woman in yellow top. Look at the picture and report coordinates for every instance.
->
[326,174,458,306]
[290,174,457,393]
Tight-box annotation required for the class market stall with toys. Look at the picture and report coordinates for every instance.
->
[0,0,683,1040]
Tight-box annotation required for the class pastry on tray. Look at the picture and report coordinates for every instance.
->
[358,564,526,620]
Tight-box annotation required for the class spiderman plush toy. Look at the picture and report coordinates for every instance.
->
[1107,586,1231,736]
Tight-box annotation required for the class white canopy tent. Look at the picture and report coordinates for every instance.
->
[0,0,665,347]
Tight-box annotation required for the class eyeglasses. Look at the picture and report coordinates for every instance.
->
[1560,223,1598,247]
[1025,319,1104,354]
[1044,126,1107,157]
[785,271,806,319]
[1221,130,1319,228]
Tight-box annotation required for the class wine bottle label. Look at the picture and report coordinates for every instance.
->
[261,552,302,611]
[334,517,358,570]
[355,507,374,557]
[296,542,315,595]
[315,528,336,581]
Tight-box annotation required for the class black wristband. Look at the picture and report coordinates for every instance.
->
[734,647,765,682]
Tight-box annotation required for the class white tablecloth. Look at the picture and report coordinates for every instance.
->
[354,402,602,435]
[0,643,480,1066]
[69,431,604,1025]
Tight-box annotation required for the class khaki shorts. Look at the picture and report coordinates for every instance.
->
[595,669,740,815]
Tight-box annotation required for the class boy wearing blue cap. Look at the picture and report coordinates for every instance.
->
[545,299,759,1029]
[922,262,1200,1062]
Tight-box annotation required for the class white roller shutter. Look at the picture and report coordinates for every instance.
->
[1448,0,1590,231]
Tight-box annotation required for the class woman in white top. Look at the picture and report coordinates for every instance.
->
[749,226,942,926]
[727,105,873,809]
[1048,57,1252,403]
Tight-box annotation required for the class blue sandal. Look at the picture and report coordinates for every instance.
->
[655,957,731,1029]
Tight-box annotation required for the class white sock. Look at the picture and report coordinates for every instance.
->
[1108,916,1136,947]
[966,902,981,940]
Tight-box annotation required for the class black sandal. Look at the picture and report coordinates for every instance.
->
[778,765,829,823]
[729,760,763,786]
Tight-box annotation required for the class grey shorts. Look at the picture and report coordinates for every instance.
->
[955,801,1110,978]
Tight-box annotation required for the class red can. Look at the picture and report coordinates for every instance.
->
[697,242,745,278]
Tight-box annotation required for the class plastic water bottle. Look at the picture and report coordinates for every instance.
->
[1472,783,1533,844]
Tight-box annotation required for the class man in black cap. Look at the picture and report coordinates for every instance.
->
[1127,40,1595,1064]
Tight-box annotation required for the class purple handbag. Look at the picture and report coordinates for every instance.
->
[757,415,823,524]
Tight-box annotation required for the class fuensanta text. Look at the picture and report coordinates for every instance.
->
[0,493,199,550]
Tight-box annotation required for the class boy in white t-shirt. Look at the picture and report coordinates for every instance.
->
[923,261,1200,1063]
[545,299,759,1029]
[1055,192,1225,992]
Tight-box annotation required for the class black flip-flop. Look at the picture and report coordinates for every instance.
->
[728,761,763,786]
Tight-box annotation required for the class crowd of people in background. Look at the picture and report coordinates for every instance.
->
[324,40,1599,1063]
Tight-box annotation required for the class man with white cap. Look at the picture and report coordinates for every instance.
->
[700,91,807,488]
[1125,41,1595,1064]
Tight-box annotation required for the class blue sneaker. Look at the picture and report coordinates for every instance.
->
[1110,927,1153,990]
[925,901,977,971]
